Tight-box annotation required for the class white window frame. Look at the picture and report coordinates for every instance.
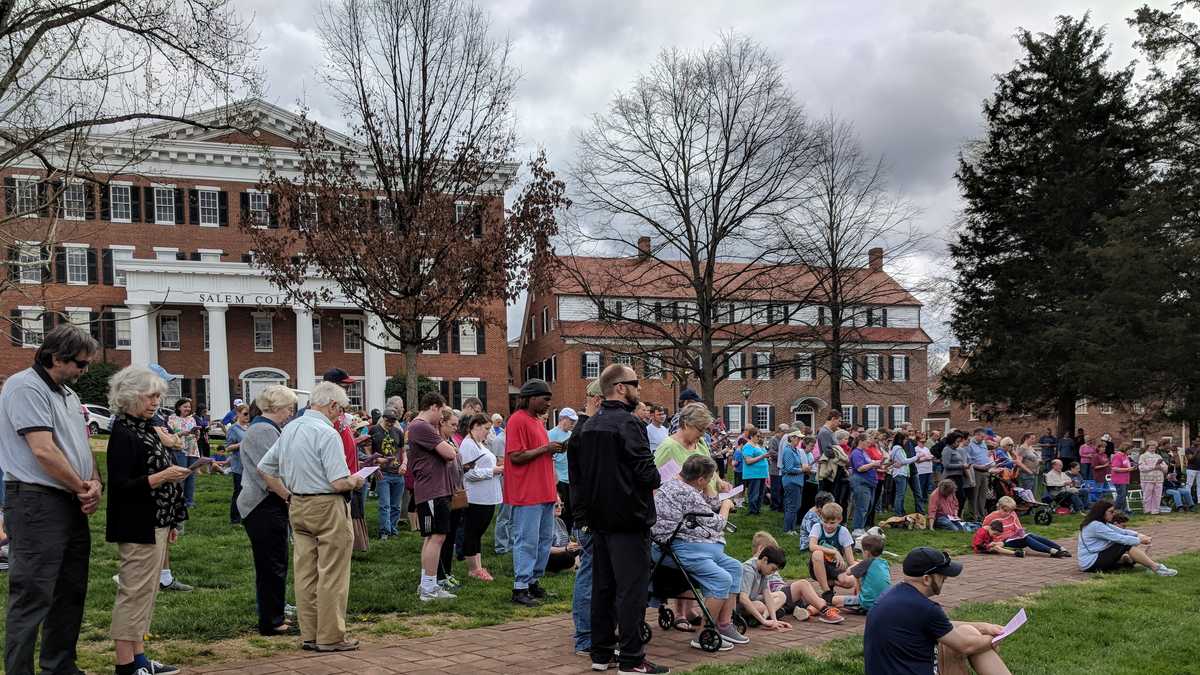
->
[840,405,855,426]
[312,317,323,352]
[111,245,134,287]
[891,354,908,382]
[864,405,882,430]
[841,356,854,381]
[343,316,364,353]
[614,354,632,367]
[198,189,220,227]
[65,245,88,285]
[66,307,89,328]
[163,379,183,408]
[460,379,480,402]
[248,190,270,228]
[153,247,179,261]
[18,243,41,284]
[1075,398,1088,415]
[1099,403,1114,415]
[727,352,743,381]
[754,351,771,381]
[109,185,132,222]
[14,178,37,216]
[753,404,771,430]
[865,354,882,381]
[158,313,181,351]
[646,353,663,379]
[541,306,549,334]
[298,193,318,230]
[344,379,364,409]
[113,308,131,349]
[62,183,86,220]
[458,321,478,356]
[890,405,909,426]
[725,404,744,434]
[197,248,223,263]
[153,187,175,225]
[795,352,814,381]
[584,351,601,379]
[421,317,439,355]
[252,313,274,352]
[968,403,978,421]
[18,307,44,347]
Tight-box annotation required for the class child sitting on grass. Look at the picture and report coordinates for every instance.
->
[832,533,892,613]
[808,502,857,605]
[799,491,834,541]
[739,545,845,627]
[971,520,1024,557]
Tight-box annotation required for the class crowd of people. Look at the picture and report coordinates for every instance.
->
[0,323,1192,675]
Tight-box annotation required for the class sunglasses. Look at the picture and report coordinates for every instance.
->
[618,379,640,388]
[919,550,953,577]
[71,358,91,369]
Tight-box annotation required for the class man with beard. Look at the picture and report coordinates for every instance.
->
[864,548,1010,675]
[0,324,102,675]
[504,379,564,607]
[576,364,665,674]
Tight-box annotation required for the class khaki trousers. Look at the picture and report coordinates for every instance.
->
[289,494,353,645]
[111,527,170,641]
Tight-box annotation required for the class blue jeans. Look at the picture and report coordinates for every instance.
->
[1004,533,1061,554]
[851,475,875,531]
[1115,484,1130,513]
[174,452,196,507]
[770,474,784,511]
[511,502,555,589]
[572,528,593,651]
[892,475,909,515]
[782,482,802,532]
[934,515,968,531]
[745,478,765,514]
[655,541,742,599]
[376,472,405,536]
[494,477,513,553]
[915,473,933,514]
[1165,488,1195,510]
[1081,464,1093,481]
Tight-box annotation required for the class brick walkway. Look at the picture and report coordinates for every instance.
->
[194,520,1199,675]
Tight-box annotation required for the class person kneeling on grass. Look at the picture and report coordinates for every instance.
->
[972,520,1024,557]
[981,496,1070,558]
[864,547,1012,675]
[1077,499,1178,576]
[807,502,857,606]
[832,533,891,613]
[798,491,834,542]
[739,545,844,627]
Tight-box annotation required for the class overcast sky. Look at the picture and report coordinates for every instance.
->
[240,0,1145,346]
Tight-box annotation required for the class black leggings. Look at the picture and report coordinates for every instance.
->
[462,503,496,558]
[438,508,465,580]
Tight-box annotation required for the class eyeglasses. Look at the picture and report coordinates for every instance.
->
[618,379,640,388]
[71,358,91,368]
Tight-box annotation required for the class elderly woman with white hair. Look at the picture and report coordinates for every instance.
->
[106,366,193,675]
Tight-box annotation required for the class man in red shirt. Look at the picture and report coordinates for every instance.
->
[505,379,563,606]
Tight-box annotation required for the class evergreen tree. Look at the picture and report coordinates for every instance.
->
[942,15,1150,434]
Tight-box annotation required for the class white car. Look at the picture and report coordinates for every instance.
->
[83,404,113,434]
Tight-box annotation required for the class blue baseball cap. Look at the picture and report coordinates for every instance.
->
[148,363,180,382]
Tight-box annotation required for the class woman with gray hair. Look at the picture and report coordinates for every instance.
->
[105,366,192,675]
[655,403,732,494]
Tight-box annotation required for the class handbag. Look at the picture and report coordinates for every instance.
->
[450,488,469,511]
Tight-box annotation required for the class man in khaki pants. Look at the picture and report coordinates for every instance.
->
[259,381,365,652]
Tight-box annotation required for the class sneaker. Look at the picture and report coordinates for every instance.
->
[146,659,180,675]
[690,637,733,651]
[591,654,617,670]
[1154,564,1179,577]
[511,588,540,607]
[618,660,669,674]
[851,528,866,539]
[380,534,391,541]
[419,586,457,601]
[301,640,316,651]
[0,557,8,572]
[160,579,193,592]
[314,639,360,652]
[285,603,297,617]
[783,530,798,536]
[440,575,463,591]
[1013,549,1025,558]
[717,624,749,645]
[816,605,845,624]
[529,581,554,599]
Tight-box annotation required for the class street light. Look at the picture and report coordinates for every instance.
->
[740,385,752,433]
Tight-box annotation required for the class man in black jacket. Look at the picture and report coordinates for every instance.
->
[575,364,665,674]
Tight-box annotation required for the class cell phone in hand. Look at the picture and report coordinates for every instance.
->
[188,457,215,473]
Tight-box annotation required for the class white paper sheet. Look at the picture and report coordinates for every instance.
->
[718,484,745,501]
[659,459,681,482]
[354,465,380,480]
[992,608,1027,644]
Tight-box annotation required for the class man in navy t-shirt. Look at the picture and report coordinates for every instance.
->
[863,548,1011,675]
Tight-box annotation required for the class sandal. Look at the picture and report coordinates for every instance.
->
[672,618,697,632]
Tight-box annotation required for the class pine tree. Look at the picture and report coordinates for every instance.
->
[941,15,1150,434]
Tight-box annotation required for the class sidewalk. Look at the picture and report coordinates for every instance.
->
[194,519,1199,675]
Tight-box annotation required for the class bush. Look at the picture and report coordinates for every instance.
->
[75,361,121,405]
[384,371,439,405]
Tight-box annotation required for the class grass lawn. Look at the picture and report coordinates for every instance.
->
[689,550,1200,675]
[2,449,1193,670]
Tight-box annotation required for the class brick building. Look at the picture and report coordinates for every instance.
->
[1,100,509,418]
[518,247,933,432]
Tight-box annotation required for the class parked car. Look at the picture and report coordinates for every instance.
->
[83,404,113,434]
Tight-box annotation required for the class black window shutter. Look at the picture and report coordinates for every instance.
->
[881,308,888,327]
[902,355,909,381]
[580,352,587,378]
[38,181,51,217]
[241,253,251,264]
[188,189,199,225]
[42,311,54,334]
[887,406,895,429]
[768,353,776,379]
[793,354,802,380]
[181,379,193,400]
[598,351,606,370]
[2,177,14,215]
[437,323,449,353]
[239,192,250,226]
[476,322,486,354]
[88,311,101,341]
[810,352,817,378]
[175,251,186,261]
[101,311,115,348]
[478,381,488,412]
[54,246,66,283]
[100,184,111,220]
[173,188,184,224]
[197,378,208,409]
[884,354,892,380]
[452,381,462,409]
[101,249,114,285]
[450,320,460,353]
[39,245,50,283]
[9,309,22,345]
[143,187,155,222]
[267,194,279,228]
[85,185,97,220]
[86,247,98,284]
[189,252,200,261]
[218,191,229,226]
[439,380,450,402]
[750,354,759,380]
[722,405,731,430]
[130,184,142,222]
[767,406,775,432]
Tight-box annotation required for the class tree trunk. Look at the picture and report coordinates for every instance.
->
[1055,393,1076,438]
[829,352,842,412]
[404,345,419,411]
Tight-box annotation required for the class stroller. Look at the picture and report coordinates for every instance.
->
[645,512,748,653]
[991,469,1054,525]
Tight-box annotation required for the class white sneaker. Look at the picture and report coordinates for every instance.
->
[419,586,457,601]
[1154,564,1178,577]
[851,528,866,539]
[690,637,733,651]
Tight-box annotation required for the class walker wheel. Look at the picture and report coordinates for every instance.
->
[658,607,675,630]
[698,628,722,652]
[639,621,652,644]
[1033,507,1053,526]
[732,612,748,635]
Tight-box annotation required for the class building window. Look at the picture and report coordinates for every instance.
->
[421,317,439,354]
[646,353,663,379]
[584,352,601,379]
[345,380,364,409]
[153,187,175,224]
[62,184,86,220]
[753,404,772,430]
[163,379,183,408]
[795,352,814,381]
[198,250,222,263]
[865,354,882,381]
[67,310,88,328]
[198,189,220,226]
[968,403,978,421]
[864,405,881,430]
[14,178,37,215]
[18,308,43,347]
[158,314,180,350]
[113,309,131,349]
[65,246,88,285]
[201,312,209,351]
[18,244,41,284]
[840,405,855,426]
[1075,399,1088,415]
[724,404,744,434]
[866,307,887,327]
[312,317,323,352]
[248,191,270,227]
[541,306,549,334]
[154,248,178,261]
[727,352,743,380]
[253,315,273,351]
[615,354,632,367]
[459,321,478,355]
[841,357,854,381]
[890,405,909,426]
[110,185,131,221]
[112,247,133,287]
[298,194,318,230]
[343,317,363,352]
[754,352,771,380]
[460,380,480,402]
[1100,403,1114,415]
[891,354,908,382]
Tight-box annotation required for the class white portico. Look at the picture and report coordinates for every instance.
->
[120,258,388,419]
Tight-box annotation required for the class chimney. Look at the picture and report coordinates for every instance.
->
[637,236,651,258]
[868,247,884,272]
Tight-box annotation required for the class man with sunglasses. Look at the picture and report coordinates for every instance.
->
[864,547,1011,675]
[0,323,102,675]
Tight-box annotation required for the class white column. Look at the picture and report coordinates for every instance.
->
[294,306,316,395]
[129,303,151,366]
[206,304,231,419]
[364,312,386,412]
[145,308,159,365]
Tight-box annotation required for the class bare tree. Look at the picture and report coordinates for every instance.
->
[0,0,258,321]
[245,0,567,408]
[559,33,817,406]
[776,118,926,412]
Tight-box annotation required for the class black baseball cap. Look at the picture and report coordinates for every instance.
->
[679,388,701,402]
[323,368,354,385]
[903,547,963,578]
[519,379,552,397]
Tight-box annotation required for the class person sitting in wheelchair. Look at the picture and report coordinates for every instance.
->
[651,455,749,651]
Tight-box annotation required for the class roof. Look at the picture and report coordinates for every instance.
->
[550,254,922,306]
[138,98,359,151]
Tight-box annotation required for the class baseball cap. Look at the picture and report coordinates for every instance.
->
[679,388,701,402]
[323,368,354,385]
[148,363,180,382]
[233,398,244,406]
[559,407,579,421]
[586,378,602,397]
[382,409,398,421]
[903,547,963,578]
[519,379,552,397]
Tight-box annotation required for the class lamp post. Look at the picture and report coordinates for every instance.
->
[740,384,752,433]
